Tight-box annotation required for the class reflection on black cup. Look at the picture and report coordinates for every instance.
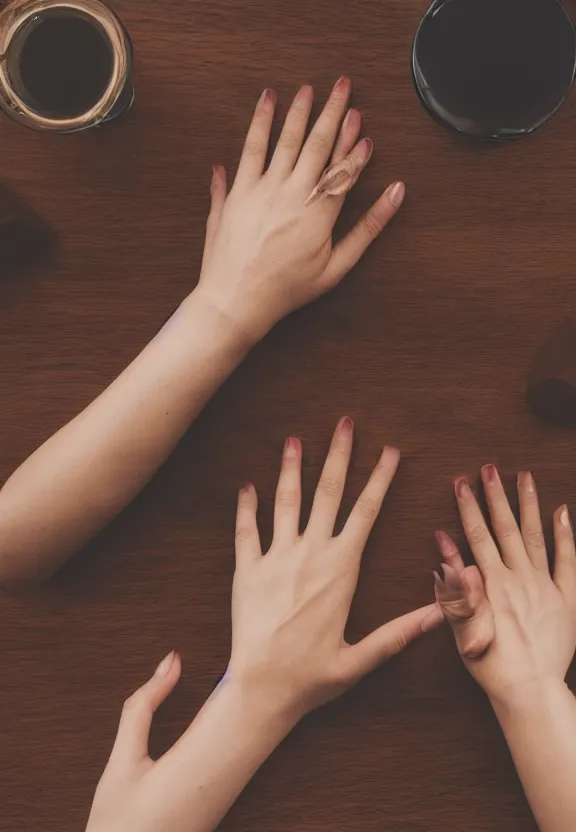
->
[412,0,576,140]
[0,0,133,132]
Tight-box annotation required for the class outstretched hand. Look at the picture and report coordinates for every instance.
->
[230,418,442,718]
[197,78,405,344]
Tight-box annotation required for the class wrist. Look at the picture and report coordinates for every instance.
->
[177,288,259,355]
[188,285,268,349]
[489,676,570,722]
[223,672,302,735]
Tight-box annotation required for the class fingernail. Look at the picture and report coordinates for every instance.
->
[455,477,471,499]
[561,505,571,528]
[240,481,253,493]
[379,445,400,466]
[285,436,300,457]
[386,180,406,209]
[258,88,276,107]
[338,416,354,434]
[295,84,312,108]
[519,471,535,493]
[359,137,374,159]
[433,570,444,589]
[482,464,498,484]
[156,651,175,677]
[334,75,350,92]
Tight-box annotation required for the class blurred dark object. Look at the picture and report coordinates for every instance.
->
[0,184,54,271]
[528,317,576,427]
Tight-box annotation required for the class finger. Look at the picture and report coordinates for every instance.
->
[331,108,362,164]
[235,88,277,187]
[306,417,353,540]
[108,651,182,771]
[454,477,504,577]
[321,181,406,287]
[553,505,576,594]
[481,465,528,571]
[435,530,466,573]
[435,563,495,659]
[518,471,548,572]
[340,445,400,551]
[294,76,351,186]
[235,483,262,567]
[307,137,373,209]
[338,603,443,681]
[273,437,302,546]
[202,165,227,269]
[268,85,314,178]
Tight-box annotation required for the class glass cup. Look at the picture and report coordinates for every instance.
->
[412,0,576,140]
[0,0,134,132]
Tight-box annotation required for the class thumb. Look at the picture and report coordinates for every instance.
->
[435,564,495,660]
[338,602,443,682]
[107,651,182,772]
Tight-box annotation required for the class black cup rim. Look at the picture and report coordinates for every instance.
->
[412,0,576,140]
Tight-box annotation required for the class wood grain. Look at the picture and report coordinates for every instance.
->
[1,0,576,829]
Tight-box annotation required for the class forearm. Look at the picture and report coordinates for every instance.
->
[492,679,576,832]
[148,677,297,832]
[0,290,253,590]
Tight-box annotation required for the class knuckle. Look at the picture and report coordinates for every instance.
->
[525,530,545,549]
[276,488,299,509]
[243,139,264,157]
[307,132,331,155]
[318,475,343,499]
[356,494,379,520]
[391,630,409,654]
[467,524,488,545]
[361,212,382,241]
[277,130,301,151]
[497,523,517,541]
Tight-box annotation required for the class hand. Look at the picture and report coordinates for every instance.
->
[230,418,442,719]
[434,466,576,707]
[86,651,183,832]
[197,78,405,343]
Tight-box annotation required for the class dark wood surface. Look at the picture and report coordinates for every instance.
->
[1,0,576,829]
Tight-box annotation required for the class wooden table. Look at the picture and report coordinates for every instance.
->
[1,0,576,829]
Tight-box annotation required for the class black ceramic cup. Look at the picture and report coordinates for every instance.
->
[412,0,576,140]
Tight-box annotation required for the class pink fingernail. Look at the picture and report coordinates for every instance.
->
[333,76,350,93]
[519,471,535,493]
[455,477,471,499]
[359,137,374,159]
[338,416,354,434]
[294,85,312,108]
[386,180,406,209]
[156,651,175,677]
[258,88,276,107]
[284,437,300,457]
[561,506,571,528]
[482,464,498,484]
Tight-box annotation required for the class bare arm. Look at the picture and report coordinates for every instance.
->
[0,293,251,589]
[492,680,576,832]
[0,78,405,591]
[435,468,576,832]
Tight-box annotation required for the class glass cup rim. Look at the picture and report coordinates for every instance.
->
[0,0,131,131]
[411,0,576,140]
